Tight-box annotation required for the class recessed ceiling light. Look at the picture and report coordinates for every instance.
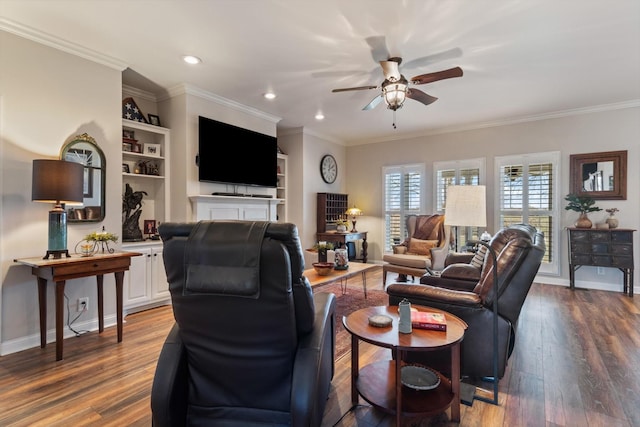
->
[264,92,276,100]
[315,113,325,120]
[182,55,202,65]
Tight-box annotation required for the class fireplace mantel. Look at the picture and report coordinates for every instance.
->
[189,195,283,222]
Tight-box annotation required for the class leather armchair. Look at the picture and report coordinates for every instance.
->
[152,221,336,427]
[382,214,451,285]
[387,224,545,380]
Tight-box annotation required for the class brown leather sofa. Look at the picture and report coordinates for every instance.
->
[152,221,336,427]
[382,214,451,285]
[387,224,545,380]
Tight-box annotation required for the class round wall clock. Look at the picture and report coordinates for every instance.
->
[320,154,337,184]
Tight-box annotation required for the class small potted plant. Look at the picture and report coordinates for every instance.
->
[313,242,334,263]
[564,194,601,228]
[84,227,119,254]
[335,220,349,233]
[605,207,619,229]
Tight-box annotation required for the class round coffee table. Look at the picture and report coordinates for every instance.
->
[343,305,467,425]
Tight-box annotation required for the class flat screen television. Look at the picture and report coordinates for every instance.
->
[198,115,277,188]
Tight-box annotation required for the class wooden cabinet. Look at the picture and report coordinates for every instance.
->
[317,192,348,233]
[567,228,635,296]
[122,119,170,239]
[123,243,170,312]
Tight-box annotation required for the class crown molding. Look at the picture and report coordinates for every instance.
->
[162,84,282,124]
[122,84,159,103]
[0,18,128,71]
[348,99,640,146]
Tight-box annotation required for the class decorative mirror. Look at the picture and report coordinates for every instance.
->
[570,150,627,200]
[59,133,106,222]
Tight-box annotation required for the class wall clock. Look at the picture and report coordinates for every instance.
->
[320,154,337,184]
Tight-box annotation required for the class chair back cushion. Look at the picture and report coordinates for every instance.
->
[405,214,446,256]
[159,221,315,420]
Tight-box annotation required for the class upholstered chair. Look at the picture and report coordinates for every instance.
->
[152,221,336,427]
[387,224,545,380]
[382,214,451,285]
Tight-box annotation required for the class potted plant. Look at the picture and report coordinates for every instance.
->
[605,207,619,229]
[564,194,601,228]
[84,228,119,254]
[313,242,334,263]
[335,220,349,233]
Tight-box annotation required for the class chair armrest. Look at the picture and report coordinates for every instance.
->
[392,243,408,254]
[442,264,481,282]
[151,324,188,427]
[445,252,475,266]
[291,292,336,427]
[387,283,482,307]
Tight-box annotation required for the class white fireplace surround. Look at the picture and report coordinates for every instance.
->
[190,195,282,222]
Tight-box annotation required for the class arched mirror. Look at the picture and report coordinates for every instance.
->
[59,133,106,222]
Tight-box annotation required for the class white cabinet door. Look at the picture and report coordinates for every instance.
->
[151,246,169,300]
[124,247,151,308]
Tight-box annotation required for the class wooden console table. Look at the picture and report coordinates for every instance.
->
[567,227,635,297]
[14,252,141,360]
[316,231,368,263]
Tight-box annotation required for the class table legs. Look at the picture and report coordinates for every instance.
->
[55,280,66,361]
[115,271,124,342]
[362,237,368,263]
[37,277,47,349]
[451,342,461,422]
[97,274,104,333]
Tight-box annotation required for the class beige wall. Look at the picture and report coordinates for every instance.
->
[345,107,640,291]
[0,31,123,353]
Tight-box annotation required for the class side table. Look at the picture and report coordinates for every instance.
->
[14,252,142,360]
[343,305,467,425]
[316,230,368,263]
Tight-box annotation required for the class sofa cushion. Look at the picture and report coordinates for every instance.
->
[382,253,432,269]
[407,238,438,256]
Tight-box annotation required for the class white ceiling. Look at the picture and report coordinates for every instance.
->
[2,0,639,145]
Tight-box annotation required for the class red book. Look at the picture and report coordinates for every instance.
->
[411,310,447,331]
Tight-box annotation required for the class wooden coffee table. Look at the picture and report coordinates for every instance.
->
[304,262,378,298]
[343,305,467,425]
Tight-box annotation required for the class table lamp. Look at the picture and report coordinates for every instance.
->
[345,206,363,233]
[444,185,499,405]
[32,159,84,259]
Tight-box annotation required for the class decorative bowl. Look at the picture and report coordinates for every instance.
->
[312,262,334,276]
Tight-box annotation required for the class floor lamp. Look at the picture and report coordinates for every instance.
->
[444,185,500,406]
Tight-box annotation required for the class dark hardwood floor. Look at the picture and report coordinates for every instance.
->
[0,268,638,426]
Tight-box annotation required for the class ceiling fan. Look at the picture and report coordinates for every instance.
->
[331,57,463,113]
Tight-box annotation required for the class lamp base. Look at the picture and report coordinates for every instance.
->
[43,249,71,260]
[350,220,358,233]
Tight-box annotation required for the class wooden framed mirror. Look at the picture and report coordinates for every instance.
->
[570,150,627,200]
[59,133,106,222]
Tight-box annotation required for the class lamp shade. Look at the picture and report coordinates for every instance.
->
[444,185,487,227]
[345,206,363,217]
[32,159,84,204]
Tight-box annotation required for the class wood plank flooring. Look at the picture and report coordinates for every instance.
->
[0,267,638,426]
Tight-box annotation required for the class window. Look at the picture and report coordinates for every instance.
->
[495,152,560,275]
[383,164,424,252]
[434,158,485,248]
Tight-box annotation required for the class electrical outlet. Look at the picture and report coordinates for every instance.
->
[597,267,605,275]
[77,297,89,312]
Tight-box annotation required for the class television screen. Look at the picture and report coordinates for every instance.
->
[198,116,277,187]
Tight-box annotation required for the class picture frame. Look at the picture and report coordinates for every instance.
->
[123,129,135,139]
[131,141,142,153]
[148,114,161,126]
[143,143,161,157]
[144,219,156,236]
[122,163,130,173]
[570,150,627,200]
[122,141,133,152]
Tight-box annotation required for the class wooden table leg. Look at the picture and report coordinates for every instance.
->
[351,334,359,406]
[362,237,368,263]
[37,277,47,349]
[361,271,367,299]
[450,342,461,422]
[395,348,402,427]
[55,280,66,361]
[97,274,104,333]
[114,271,124,343]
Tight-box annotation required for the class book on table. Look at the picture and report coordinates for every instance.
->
[411,310,447,331]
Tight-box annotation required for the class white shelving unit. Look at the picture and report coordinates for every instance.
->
[121,118,171,312]
[277,153,287,222]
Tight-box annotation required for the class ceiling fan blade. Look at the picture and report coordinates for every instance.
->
[331,85,378,93]
[407,89,438,106]
[410,67,463,85]
[365,35,391,62]
[380,60,401,81]
[362,95,383,110]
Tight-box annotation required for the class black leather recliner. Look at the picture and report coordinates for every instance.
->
[152,221,336,427]
[387,224,545,380]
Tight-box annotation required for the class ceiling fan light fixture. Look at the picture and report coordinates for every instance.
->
[382,76,408,111]
[263,92,276,100]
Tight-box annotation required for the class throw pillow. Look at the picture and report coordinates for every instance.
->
[407,238,439,256]
[470,244,488,269]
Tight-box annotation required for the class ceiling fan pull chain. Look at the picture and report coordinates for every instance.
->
[392,110,397,129]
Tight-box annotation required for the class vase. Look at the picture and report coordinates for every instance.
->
[336,225,347,233]
[318,250,327,263]
[605,215,619,229]
[575,213,592,229]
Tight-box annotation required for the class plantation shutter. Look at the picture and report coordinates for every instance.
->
[383,165,423,252]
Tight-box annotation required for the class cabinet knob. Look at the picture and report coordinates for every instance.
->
[147,254,151,258]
